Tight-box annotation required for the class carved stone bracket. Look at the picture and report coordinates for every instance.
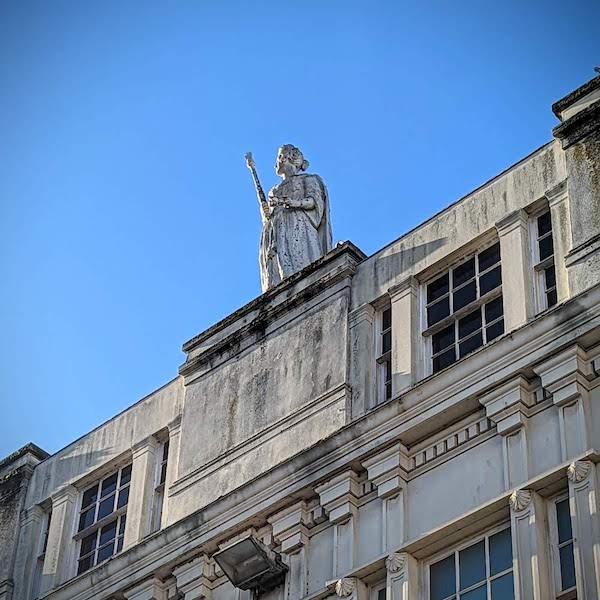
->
[567,460,593,484]
[334,577,368,600]
[509,489,532,512]
[385,552,408,574]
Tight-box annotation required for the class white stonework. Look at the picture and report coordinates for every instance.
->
[1,75,600,600]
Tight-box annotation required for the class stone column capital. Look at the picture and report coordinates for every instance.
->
[567,460,593,484]
[50,484,78,506]
[348,304,375,328]
[509,488,533,512]
[268,501,311,555]
[545,179,569,206]
[132,435,159,458]
[334,577,368,600]
[315,470,362,524]
[363,444,409,498]
[123,577,168,600]
[387,276,418,301]
[20,504,45,527]
[167,414,183,434]
[385,552,410,575]
[495,209,529,235]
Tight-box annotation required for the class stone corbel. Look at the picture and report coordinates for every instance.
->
[123,577,168,600]
[385,552,419,600]
[173,556,213,600]
[334,577,368,600]
[480,376,535,489]
[533,345,594,460]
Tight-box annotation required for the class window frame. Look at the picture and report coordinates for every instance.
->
[529,207,557,313]
[421,239,504,376]
[425,522,514,600]
[150,438,170,534]
[370,580,387,600]
[375,304,392,403]
[548,493,577,598]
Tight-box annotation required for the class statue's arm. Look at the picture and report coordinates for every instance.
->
[284,176,320,210]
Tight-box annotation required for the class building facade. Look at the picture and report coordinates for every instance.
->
[2,75,600,600]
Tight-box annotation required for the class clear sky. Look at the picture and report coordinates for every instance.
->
[0,1,598,458]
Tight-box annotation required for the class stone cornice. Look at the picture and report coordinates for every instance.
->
[553,97,600,149]
[552,75,600,118]
[495,208,528,235]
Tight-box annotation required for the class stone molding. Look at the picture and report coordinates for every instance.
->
[123,577,168,600]
[50,484,78,506]
[172,556,213,600]
[565,232,600,269]
[553,96,600,148]
[479,376,535,435]
[363,443,409,498]
[167,414,182,434]
[348,304,375,329]
[495,208,528,235]
[268,501,311,554]
[131,435,159,458]
[567,460,593,484]
[387,276,418,301]
[545,179,568,206]
[315,470,362,523]
[509,489,532,512]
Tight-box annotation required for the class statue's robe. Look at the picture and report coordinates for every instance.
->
[260,173,332,292]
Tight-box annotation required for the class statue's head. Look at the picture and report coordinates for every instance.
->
[275,144,309,177]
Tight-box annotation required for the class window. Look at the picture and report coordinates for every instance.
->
[551,496,576,595]
[429,526,514,600]
[425,242,504,374]
[376,306,392,401]
[76,464,131,574]
[150,439,170,533]
[531,210,557,311]
[32,508,52,598]
[370,581,386,600]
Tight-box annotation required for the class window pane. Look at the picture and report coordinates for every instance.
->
[459,540,486,590]
[97,495,115,520]
[162,441,170,462]
[486,319,504,342]
[117,486,129,509]
[546,289,557,308]
[479,266,502,295]
[538,235,554,260]
[77,555,93,575]
[556,499,572,544]
[484,297,503,323]
[116,535,124,553]
[377,589,386,600]
[78,507,95,532]
[97,540,115,563]
[433,324,455,353]
[433,348,456,373]
[382,307,391,331]
[80,532,97,557]
[489,528,512,576]
[101,473,118,498]
[120,465,132,486]
[430,555,456,600]
[458,309,482,339]
[385,381,392,400]
[491,572,514,600]
[560,543,576,590]
[459,331,483,358]
[428,273,449,303]
[382,330,391,354]
[119,515,127,535]
[460,585,486,600]
[537,211,552,236]
[478,243,500,272]
[81,485,98,510]
[160,462,168,485]
[544,265,556,290]
[453,258,475,288]
[99,520,117,546]
[428,297,450,326]
[453,281,477,311]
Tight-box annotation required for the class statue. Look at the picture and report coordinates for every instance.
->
[245,145,333,292]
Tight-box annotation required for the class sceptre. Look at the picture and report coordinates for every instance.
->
[245,152,270,219]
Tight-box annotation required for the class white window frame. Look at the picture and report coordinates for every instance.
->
[375,304,392,403]
[529,206,557,314]
[370,580,387,600]
[150,438,170,533]
[548,493,577,599]
[424,522,514,600]
[420,239,504,377]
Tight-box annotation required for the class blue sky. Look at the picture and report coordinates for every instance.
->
[0,0,598,458]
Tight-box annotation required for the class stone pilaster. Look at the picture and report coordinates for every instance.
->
[385,552,419,600]
[496,209,534,331]
[509,489,552,600]
[533,345,593,460]
[41,485,78,593]
[334,577,368,600]
[161,415,182,529]
[124,577,168,600]
[315,470,362,576]
[124,436,159,549]
[348,304,375,416]
[388,277,419,394]
[173,556,213,600]
[545,180,571,303]
[567,460,600,600]
[268,502,311,600]
[363,444,409,553]
[480,376,535,489]
[12,504,45,600]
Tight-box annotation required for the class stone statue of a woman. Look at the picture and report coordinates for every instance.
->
[246,145,332,292]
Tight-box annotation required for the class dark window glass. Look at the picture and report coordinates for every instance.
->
[377,588,386,600]
[382,307,391,331]
[430,555,456,600]
[160,462,168,485]
[539,235,554,260]
[486,319,504,342]
[453,258,475,288]
[537,211,552,236]
[453,280,477,311]
[556,499,572,544]
[428,297,450,326]
[479,266,502,295]
[544,265,556,289]
[433,348,456,373]
[162,441,170,462]
[77,555,93,575]
[491,572,514,600]
[99,521,117,546]
[117,486,129,509]
[116,536,124,553]
[428,273,449,303]
[547,289,557,308]
[459,540,486,590]
[485,297,504,323]
[101,473,118,498]
[79,507,95,532]
[120,465,132,486]
[489,528,512,576]
[97,541,115,563]
[461,586,486,600]
[97,496,115,520]
[119,515,127,535]
[81,485,98,510]
[459,332,483,358]
[560,543,576,590]
[433,324,455,353]
[384,360,392,400]
[80,532,97,556]
[478,243,500,272]
[459,309,482,339]
[382,330,391,354]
